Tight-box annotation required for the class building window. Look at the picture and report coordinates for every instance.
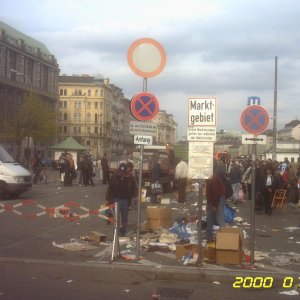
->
[95,114,98,123]
[86,140,90,146]
[87,113,91,123]
[78,126,81,133]
[74,101,81,109]
[95,126,98,134]
[63,113,67,121]
[74,89,78,96]
[88,89,91,96]
[95,89,98,96]
[63,101,67,109]
[291,157,295,163]
[100,89,103,97]
[73,113,77,122]
[60,89,63,95]
[95,102,98,109]
[73,126,77,134]
[64,89,67,96]
[87,102,91,109]
[87,126,91,134]
[78,113,81,122]
[78,89,82,96]
[63,126,67,133]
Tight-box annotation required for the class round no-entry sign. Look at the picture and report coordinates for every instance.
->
[240,105,270,135]
[130,92,159,121]
[127,38,166,78]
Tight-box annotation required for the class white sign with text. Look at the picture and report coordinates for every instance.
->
[188,97,217,126]
[187,127,216,142]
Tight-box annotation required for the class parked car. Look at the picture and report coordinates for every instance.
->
[0,144,32,199]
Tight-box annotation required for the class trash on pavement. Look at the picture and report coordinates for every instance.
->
[146,206,172,230]
[160,198,171,205]
[119,237,131,245]
[121,250,143,260]
[271,255,291,267]
[289,237,294,240]
[159,232,178,244]
[272,228,280,232]
[279,290,299,296]
[123,289,130,293]
[285,227,300,230]
[90,231,107,243]
[52,241,97,251]
[66,280,74,283]
[213,281,221,285]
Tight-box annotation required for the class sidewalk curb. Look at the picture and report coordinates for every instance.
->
[0,257,298,285]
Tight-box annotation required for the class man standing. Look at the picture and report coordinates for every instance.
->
[105,163,137,236]
[175,158,188,203]
[101,153,110,184]
[205,171,226,241]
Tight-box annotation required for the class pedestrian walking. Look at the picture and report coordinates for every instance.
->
[101,153,110,184]
[262,167,275,215]
[105,163,137,236]
[175,158,188,203]
[228,161,242,203]
[150,158,162,204]
[77,155,84,186]
[205,171,226,242]
[82,155,94,187]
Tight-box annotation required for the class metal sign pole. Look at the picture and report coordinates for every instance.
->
[136,144,144,261]
[197,179,203,266]
[250,143,257,265]
[136,78,147,261]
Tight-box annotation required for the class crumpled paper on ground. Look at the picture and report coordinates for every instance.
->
[52,241,97,251]
[271,255,291,267]
[279,290,299,296]
[159,232,178,244]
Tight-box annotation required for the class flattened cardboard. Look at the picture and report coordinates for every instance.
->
[176,244,200,260]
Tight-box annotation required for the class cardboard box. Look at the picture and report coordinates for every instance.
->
[90,231,107,243]
[175,243,216,263]
[147,219,171,230]
[146,206,171,229]
[176,244,200,260]
[147,206,171,220]
[216,227,243,265]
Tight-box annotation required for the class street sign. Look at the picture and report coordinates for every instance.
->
[134,135,153,145]
[127,38,166,78]
[242,134,267,145]
[188,97,217,126]
[188,142,214,179]
[247,96,261,106]
[130,121,157,136]
[187,127,216,142]
[240,105,270,135]
[130,92,159,121]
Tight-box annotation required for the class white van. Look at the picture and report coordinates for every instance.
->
[0,144,32,199]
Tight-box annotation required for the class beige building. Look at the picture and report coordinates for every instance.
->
[58,75,112,158]
[151,110,177,145]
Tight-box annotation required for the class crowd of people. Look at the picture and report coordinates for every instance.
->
[205,157,300,241]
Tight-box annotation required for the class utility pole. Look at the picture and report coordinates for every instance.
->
[272,56,278,161]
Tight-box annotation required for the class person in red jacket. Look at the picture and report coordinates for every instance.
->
[205,172,226,241]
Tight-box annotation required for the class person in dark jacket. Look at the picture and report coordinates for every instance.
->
[205,172,226,241]
[150,158,162,204]
[262,167,275,215]
[105,163,137,236]
[82,155,94,187]
[228,161,242,202]
[101,153,110,184]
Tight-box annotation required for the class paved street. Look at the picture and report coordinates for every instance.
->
[0,169,300,299]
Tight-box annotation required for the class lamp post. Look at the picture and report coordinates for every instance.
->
[272,56,278,161]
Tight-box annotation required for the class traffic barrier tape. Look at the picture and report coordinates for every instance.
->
[0,200,115,223]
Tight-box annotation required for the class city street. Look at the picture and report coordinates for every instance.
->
[0,170,300,299]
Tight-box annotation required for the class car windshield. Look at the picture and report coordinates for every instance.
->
[0,145,15,163]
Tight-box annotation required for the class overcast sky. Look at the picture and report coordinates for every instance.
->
[1,0,300,139]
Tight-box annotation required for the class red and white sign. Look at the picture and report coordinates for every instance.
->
[130,92,159,121]
[127,38,166,78]
[240,105,270,135]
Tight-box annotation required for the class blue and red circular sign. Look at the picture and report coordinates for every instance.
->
[240,105,270,134]
[130,92,159,121]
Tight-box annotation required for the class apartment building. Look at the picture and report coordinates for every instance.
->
[0,20,59,158]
